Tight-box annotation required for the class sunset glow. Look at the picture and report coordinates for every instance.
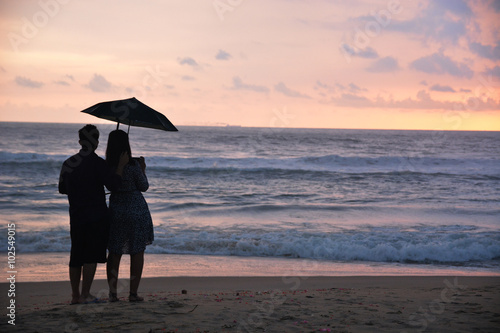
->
[1,0,499,130]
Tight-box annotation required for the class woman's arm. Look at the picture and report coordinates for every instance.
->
[133,157,149,192]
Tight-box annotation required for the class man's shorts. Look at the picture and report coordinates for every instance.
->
[69,212,109,267]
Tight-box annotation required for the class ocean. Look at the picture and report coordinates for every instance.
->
[1,122,499,281]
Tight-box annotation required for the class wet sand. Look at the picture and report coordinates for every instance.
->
[2,276,499,332]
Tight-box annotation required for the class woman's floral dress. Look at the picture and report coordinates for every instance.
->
[108,159,154,255]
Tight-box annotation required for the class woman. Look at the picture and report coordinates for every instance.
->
[105,130,154,302]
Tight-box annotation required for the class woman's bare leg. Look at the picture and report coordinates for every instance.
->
[129,251,144,301]
[106,253,122,299]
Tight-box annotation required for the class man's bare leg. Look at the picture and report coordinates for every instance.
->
[69,266,82,304]
[79,263,97,303]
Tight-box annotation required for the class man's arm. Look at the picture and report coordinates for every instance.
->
[58,162,69,194]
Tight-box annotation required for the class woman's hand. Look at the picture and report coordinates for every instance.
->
[138,156,146,173]
[119,152,130,166]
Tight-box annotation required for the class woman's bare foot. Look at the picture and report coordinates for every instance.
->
[79,294,98,304]
[129,293,144,302]
[109,292,119,302]
[71,294,80,305]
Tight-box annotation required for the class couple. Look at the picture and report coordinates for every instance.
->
[59,124,154,304]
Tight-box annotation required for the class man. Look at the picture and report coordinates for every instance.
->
[59,124,128,304]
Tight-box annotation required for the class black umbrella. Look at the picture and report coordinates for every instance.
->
[81,97,178,132]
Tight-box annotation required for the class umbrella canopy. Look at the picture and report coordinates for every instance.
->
[81,97,178,132]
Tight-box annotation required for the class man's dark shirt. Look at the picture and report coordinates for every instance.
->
[59,149,121,225]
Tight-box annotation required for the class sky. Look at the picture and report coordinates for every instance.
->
[1,0,499,130]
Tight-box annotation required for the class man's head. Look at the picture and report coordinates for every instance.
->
[78,124,99,151]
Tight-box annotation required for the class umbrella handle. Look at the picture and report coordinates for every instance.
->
[116,122,120,130]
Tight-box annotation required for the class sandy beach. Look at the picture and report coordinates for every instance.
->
[2,276,499,332]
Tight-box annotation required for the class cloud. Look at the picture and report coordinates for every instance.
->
[489,0,500,12]
[181,75,195,81]
[469,42,500,60]
[483,66,500,79]
[53,74,75,86]
[335,93,372,107]
[54,80,70,86]
[430,84,456,92]
[366,56,400,73]
[410,52,473,78]
[357,47,379,59]
[178,57,199,67]
[231,76,269,93]
[416,90,432,101]
[86,74,111,92]
[0,66,6,73]
[15,76,43,88]
[348,83,367,93]
[315,81,336,97]
[274,82,311,99]
[315,81,330,90]
[215,49,231,60]
[339,43,379,59]
[434,0,472,16]
[387,0,472,45]
[332,89,500,111]
[333,82,368,93]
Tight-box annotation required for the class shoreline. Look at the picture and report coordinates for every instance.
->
[3,276,499,332]
[15,252,500,283]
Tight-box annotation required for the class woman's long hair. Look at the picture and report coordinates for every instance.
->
[106,130,132,170]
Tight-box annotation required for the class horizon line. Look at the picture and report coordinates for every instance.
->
[1,120,499,132]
